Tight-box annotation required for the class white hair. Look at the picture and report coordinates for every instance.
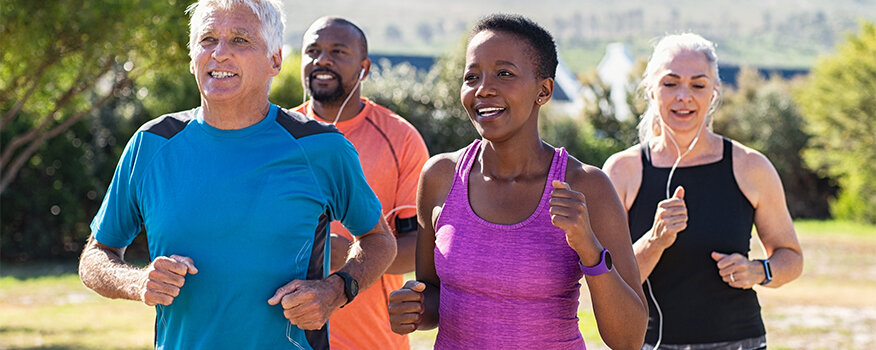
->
[637,33,721,145]
[186,0,286,58]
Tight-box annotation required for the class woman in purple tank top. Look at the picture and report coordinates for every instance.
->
[388,14,648,349]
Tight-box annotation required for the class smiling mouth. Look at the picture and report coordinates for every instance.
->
[477,107,506,117]
[210,71,237,79]
[310,69,339,82]
[672,109,695,116]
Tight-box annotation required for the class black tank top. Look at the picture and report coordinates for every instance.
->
[628,138,765,344]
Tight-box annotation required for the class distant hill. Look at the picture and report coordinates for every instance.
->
[282,0,876,73]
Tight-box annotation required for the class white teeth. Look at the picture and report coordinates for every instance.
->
[315,74,334,80]
[210,71,236,78]
[675,110,694,115]
[478,107,505,116]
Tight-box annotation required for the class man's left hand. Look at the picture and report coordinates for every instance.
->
[267,276,345,330]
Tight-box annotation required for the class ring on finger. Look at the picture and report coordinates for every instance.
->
[730,273,735,282]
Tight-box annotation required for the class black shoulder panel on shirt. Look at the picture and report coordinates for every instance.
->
[275,108,339,139]
[140,109,196,139]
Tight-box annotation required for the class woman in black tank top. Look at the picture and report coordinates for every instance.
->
[603,33,804,350]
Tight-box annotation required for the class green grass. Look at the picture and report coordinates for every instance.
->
[2,219,875,349]
[794,219,876,237]
[0,271,154,349]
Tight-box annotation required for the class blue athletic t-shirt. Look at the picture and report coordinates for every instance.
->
[90,104,381,350]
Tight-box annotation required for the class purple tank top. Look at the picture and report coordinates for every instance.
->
[433,139,586,349]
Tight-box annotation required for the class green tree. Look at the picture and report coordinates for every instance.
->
[715,68,832,218]
[269,53,305,108]
[1,0,195,261]
[795,22,876,223]
[0,0,191,193]
[542,63,644,167]
[363,38,478,155]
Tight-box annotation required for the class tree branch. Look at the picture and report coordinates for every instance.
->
[0,57,115,169]
[0,76,131,194]
[1,70,46,131]
[0,45,66,120]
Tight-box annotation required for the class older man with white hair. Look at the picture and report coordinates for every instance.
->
[77,1,396,349]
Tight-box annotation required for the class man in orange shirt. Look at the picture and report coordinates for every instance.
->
[293,17,429,349]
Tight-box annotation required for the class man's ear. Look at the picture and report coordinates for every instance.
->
[270,49,283,76]
[359,58,372,81]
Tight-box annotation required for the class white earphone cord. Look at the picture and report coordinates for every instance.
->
[302,69,365,125]
[649,114,708,350]
[331,70,364,125]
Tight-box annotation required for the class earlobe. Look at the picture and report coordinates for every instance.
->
[537,77,554,105]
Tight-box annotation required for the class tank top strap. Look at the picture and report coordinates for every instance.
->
[721,137,733,167]
[640,142,654,169]
[547,147,569,183]
[455,139,482,185]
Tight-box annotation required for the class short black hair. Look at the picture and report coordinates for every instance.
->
[323,17,368,58]
[470,14,557,79]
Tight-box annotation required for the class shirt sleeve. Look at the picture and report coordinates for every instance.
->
[90,132,147,248]
[319,134,382,237]
[392,126,429,224]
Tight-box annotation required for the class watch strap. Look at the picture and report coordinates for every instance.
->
[330,271,357,306]
[579,248,612,276]
[758,259,773,285]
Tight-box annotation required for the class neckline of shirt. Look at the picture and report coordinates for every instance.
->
[194,104,278,138]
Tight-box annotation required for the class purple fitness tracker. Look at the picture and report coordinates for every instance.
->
[579,248,613,276]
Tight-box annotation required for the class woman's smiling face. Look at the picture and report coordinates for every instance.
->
[460,30,548,142]
[651,49,717,135]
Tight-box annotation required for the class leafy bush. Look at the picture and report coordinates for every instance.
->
[795,22,876,223]
[715,68,833,218]
[363,39,478,155]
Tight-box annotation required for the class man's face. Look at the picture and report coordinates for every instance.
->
[301,22,366,104]
[189,5,281,104]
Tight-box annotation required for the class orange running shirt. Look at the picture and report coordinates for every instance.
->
[295,98,428,350]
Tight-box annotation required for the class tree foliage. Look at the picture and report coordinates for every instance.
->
[0,0,192,193]
[715,68,833,218]
[795,22,876,223]
[268,53,305,108]
[363,37,478,155]
[1,0,195,261]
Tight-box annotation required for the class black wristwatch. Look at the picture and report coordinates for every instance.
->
[330,271,359,307]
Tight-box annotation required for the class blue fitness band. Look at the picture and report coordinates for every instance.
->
[758,259,773,285]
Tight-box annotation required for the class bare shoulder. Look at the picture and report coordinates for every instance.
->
[421,149,463,181]
[601,145,644,210]
[730,139,783,208]
[418,149,467,229]
[419,149,466,204]
[603,145,643,183]
[730,139,779,180]
[564,155,619,200]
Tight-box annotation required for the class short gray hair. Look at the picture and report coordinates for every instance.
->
[186,0,285,58]
[637,33,721,145]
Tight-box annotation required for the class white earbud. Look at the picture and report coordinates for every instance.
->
[358,69,365,80]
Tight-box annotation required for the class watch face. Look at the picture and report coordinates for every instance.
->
[349,278,359,297]
[604,250,613,270]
